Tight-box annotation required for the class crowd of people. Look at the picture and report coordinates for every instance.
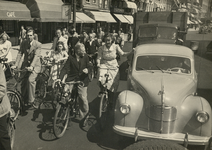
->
[0,25,132,150]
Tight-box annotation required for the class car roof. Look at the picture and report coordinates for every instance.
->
[135,44,194,58]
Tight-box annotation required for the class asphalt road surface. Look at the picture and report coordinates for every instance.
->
[10,35,212,150]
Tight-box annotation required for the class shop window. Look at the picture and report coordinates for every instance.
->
[3,21,14,34]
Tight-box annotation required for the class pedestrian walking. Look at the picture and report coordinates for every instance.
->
[12,28,42,109]
[19,25,26,45]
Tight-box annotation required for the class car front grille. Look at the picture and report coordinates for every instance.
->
[146,105,177,134]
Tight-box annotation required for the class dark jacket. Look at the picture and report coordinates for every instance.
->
[85,40,99,54]
[59,54,91,86]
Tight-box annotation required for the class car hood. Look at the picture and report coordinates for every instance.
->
[132,72,196,106]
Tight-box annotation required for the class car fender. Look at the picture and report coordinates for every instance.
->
[114,90,144,127]
[175,95,211,136]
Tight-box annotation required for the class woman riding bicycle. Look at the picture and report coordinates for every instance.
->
[48,41,68,86]
[97,34,133,109]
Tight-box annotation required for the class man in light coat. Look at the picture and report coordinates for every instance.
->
[51,28,68,51]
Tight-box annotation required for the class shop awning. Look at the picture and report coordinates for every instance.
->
[114,14,130,23]
[25,0,66,22]
[124,15,134,24]
[85,11,116,23]
[76,12,95,23]
[0,1,32,21]
[123,0,137,9]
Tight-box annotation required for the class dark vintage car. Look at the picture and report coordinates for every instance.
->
[113,44,212,149]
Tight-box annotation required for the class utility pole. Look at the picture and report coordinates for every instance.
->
[73,0,76,28]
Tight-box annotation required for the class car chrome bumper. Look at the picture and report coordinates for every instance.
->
[113,125,211,145]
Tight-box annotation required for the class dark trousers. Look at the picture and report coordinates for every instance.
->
[0,114,11,150]
[88,53,98,75]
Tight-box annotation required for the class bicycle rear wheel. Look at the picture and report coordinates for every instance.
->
[35,77,47,99]
[7,90,21,120]
[53,104,70,138]
[99,94,108,131]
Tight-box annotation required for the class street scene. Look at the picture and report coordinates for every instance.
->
[1,0,212,150]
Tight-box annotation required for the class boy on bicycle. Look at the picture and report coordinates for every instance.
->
[59,43,91,121]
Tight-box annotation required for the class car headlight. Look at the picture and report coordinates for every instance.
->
[120,104,131,115]
[196,111,209,123]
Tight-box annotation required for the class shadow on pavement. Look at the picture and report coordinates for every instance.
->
[82,93,134,150]
[31,98,57,141]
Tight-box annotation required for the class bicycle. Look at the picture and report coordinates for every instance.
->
[0,57,25,120]
[8,110,16,150]
[53,80,82,138]
[36,56,65,110]
[98,67,118,131]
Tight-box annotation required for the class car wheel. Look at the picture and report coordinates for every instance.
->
[124,139,188,150]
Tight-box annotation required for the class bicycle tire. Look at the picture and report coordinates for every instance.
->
[99,94,108,131]
[7,90,21,120]
[53,104,70,138]
[52,81,63,110]
[8,120,15,150]
[35,77,47,99]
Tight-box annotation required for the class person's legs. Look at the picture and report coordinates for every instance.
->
[77,85,89,119]
[21,72,29,105]
[93,54,98,76]
[28,71,38,103]
[0,114,11,150]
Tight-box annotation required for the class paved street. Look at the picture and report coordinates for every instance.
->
[9,32,212,149]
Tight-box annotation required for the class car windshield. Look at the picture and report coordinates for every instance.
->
[157,27,177,40]
[136,55,191,74]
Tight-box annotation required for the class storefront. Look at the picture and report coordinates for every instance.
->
[84,10,116,33]
[0,1,32,45]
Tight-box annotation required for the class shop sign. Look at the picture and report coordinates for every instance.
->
[113,8,124,13]
[7,12,16,18]
[62,5,71,19]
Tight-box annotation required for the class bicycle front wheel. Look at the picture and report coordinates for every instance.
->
[7,90,21,120]
[99,94,108,131]
[53,104,70,138]
[8,119,15,150]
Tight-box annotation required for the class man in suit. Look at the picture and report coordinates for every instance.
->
[85,33,100,77]
[68,27,79,55]
[51,28,68,51]
[12,28,42,108]
[0,62,11,150]
[59,43,91,125]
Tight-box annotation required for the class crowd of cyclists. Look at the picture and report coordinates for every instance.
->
[0,25,133,150]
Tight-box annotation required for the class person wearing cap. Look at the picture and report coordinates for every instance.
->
[0,32,12,63]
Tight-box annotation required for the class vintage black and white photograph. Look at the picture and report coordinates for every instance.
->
[0,0,212,149]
